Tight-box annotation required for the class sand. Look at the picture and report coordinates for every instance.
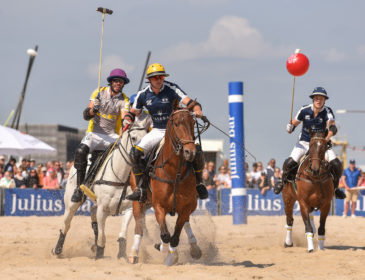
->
[1,214,365,280]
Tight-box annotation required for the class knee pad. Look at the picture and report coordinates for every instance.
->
[74,144,89,170]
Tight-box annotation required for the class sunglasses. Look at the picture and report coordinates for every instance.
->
[150,75,165,81]
[112,79,125,84]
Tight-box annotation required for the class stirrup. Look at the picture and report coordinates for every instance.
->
[71,188,84,203]
[335,188,346,199]
[126,188,147,203]
[196,184,208,199]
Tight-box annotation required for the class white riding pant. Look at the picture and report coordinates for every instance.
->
[290,140,337,163]
[81,132,119,153]
[136,128,165,156]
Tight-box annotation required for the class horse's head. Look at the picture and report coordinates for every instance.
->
[308,129,328,175]
[168,100,196,162]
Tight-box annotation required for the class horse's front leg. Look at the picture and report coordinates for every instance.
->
[117,205,133,259]
[299,199,314,252]
[95,206,108,259]
[52,200,82,256]
[184,220,202,260]
[282,183,295,248]
[318,202,331,250]
[165,211,190,266]
[90,205,98,252]
[128,201,146,264]
[153,205,170,254]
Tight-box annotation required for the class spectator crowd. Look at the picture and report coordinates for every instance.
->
[0,155,73,190]
[202,158,282,195]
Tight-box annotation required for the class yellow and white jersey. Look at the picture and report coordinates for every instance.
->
[87,86,130,135]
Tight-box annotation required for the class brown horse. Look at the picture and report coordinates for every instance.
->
[128,102,202,265]
[282,130,334,252]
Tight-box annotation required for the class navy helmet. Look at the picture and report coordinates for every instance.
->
[309,87,329,100]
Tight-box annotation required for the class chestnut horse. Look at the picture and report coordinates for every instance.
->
[282,130,334,252]
[129,103,202,266]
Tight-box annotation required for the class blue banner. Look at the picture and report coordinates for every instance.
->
[4,188,365,217]
[4,189,93,216]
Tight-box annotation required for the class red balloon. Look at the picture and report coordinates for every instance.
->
[286,52,310,76]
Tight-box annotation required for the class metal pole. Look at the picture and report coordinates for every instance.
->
[12,45,38,130]
[138,51,151,92]
[228,81,247,224]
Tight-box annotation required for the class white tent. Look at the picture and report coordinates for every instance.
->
[0,125,56,156]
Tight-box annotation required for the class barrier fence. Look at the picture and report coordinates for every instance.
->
[1,188,364,217]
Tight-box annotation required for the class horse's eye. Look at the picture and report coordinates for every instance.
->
[174,123,179,127]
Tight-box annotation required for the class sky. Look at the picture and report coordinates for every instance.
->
[1,0,365,168]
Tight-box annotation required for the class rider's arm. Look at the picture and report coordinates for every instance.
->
[326,120,336,141]
[182,97,203,117]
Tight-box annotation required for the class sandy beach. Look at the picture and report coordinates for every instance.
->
[1,214,365,280]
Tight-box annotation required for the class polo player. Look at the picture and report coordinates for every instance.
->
[71,69,130,202]
[274,87,346,199]
[122,63,208,203]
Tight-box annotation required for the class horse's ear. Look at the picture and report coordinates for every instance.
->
[172,98,180,111]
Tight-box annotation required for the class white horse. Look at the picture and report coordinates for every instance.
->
[52,123,148,258]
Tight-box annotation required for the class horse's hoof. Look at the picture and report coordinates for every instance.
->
[165,250,178,266]
[117,238,127,259]
[190,243,202,260]
[95,245,104,259]
[284,242,293,248]
[128,256,139,264]
[308,249,314,253]
[51,248,62,256]
[154,243,161,252]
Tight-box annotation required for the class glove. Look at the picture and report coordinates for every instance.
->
[92,98,101,113]
[286,123,295,133]
[122,118,132,131]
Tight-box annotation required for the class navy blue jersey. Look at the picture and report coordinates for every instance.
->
[133,81,187,129]
[295,104,335,142]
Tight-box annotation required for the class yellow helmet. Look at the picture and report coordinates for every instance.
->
[146,63,169,78]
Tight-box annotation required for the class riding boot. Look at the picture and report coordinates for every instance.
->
[329,158,346,199]
[71,144,89,203]
[126,146,147,203]
[193,145,208,199]
[274,157,298,195]
[195,170,209,199]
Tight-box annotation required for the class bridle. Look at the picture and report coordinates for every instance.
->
[308,136,327,175]
[167,109,195,154]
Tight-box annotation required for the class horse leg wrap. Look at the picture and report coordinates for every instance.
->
[184,222,197,244]
[53,230,66,255]
[117,237,127,259]
[95,245,105,259]
[306,232,314,252]
[284,225,293,247]
[91,222,98,244]
[318,235,325,250]
[165,245,178,266]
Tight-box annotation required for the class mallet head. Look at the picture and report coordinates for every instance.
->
[96,7,113,15]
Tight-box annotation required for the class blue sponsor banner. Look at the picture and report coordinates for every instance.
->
[4,188,365,217]
[4,189,93,216]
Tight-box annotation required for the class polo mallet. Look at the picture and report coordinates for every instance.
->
[79,7,114,202]
[286,49,310,122]
[96,7,113,94]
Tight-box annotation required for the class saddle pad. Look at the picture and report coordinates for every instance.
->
[151,137,165,162]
